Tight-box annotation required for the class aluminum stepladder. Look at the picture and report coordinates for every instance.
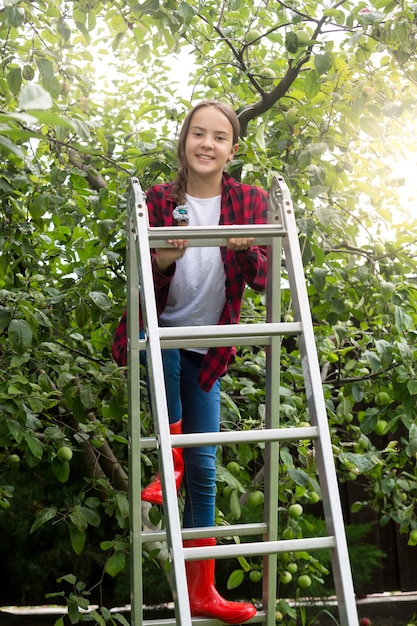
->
[126,175,360,626]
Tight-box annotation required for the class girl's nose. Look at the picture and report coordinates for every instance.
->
[201,134,214,147]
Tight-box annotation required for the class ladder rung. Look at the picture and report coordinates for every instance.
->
[142,523,268,543]
[148,224,286,248]
[138,321,302,350]
[140,426,318,449]
[183,536,335,561]
[143,611,267,626]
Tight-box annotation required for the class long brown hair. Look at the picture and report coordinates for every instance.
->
[171,100,240,204]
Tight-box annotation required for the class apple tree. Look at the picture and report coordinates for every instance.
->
[1,0,417,614]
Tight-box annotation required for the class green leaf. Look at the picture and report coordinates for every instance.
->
[24,432,44,459]
[255,123,266,152]
[29,110,75,128]
[68,600,80,624]
[7,67,22,94]
[69,523,86,555]
[30,507,57,533]
[105,550,126,577]
[340,452,382,473]
[80,384,96,409]
[79,506,101,527]
[5,6,25,27]
[227,568,244,590]
[287,468,311,487]
[314,52,333,75]
[87,611,106,626]
[113,614,130,626]
[89,291,112,310]
[230,488,241,520]
[285,31,299,54]
[57,573,77,585]
[407,380,417,396]
[75,300,91,327]
[311,267,327,291]
[394,305,412,332]
[52,458,71,483]
[0,135,25,158]
[8,319,33,353]
[304,69,321,98]
[36,58,55,81]
[70,118,91,141]
[363,350,381,372]
[116,492,130,518]
[18,83,53,110]
[58,20,72,41]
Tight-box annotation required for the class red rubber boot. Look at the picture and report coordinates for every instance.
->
[184,538,257,624]
[141,420,184,505]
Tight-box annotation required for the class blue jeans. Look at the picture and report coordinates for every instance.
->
[142,345,220,529]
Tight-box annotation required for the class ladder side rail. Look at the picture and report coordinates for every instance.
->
[130,178,192,625]
[263,222,282,626]
[127,205,144,626]
[273,176,359,626]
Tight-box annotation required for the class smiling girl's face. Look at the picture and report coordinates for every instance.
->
[184,105,238,181]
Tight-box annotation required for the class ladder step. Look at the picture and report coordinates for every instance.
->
[183,536,335,560]
[143,611,267,626]
[142,523,268,543]
[138,321,301,350]
[140,426,318,449]
[148,224,286,248]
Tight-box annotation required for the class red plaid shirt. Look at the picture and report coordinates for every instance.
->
[112,172,268,391]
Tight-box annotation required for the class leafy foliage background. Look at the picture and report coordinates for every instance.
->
[1,0,417,618]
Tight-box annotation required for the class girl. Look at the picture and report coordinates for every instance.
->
[113,100,268,623]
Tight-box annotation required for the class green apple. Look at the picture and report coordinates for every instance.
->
[227,461,240,476]
[246,29,261,44]
[259,67,276,85]
[374,419,388,436]
[57,446,73,462]
[288,503,303,519]
[279,570,292,584]
[282,527,294,540]
[223,485,233,498]
[297,574,312,588]
[207,76,219,88]
[247,490,264,507]
[296,30,310,45]
[249,570,262,583]
[285,107,300,125]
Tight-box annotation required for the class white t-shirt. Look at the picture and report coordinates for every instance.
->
[159,194,226,351]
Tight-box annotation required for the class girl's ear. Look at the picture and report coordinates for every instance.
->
[228,142,239,162]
